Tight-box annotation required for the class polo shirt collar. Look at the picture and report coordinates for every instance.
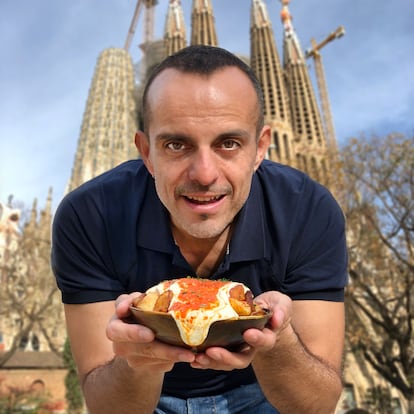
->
[137,174,269,262]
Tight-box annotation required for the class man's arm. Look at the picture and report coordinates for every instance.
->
[251,299,344,413]
[190,294,344,413]
[64,298,196,414]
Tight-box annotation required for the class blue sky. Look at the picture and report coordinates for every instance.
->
[1,0,413,213]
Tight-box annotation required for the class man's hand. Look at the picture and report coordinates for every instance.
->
[106,293,196,373]
[190,291,292,371]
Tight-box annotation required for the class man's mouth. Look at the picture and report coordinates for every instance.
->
[184,195,225,205]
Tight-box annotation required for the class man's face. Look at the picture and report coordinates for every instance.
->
[137,67,270,241]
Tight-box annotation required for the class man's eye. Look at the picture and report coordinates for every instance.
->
[166,142,185,151]
[221,140,240,150]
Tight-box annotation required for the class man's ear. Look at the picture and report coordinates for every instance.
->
[254,125,271,171]
[135,131,154,175]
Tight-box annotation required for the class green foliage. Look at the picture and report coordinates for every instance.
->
[0,198,64,367]
[63,337,84,414]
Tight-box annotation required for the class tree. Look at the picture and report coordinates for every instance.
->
[0,200,65,366]
[340,133,414,412]
[63,337,84,414]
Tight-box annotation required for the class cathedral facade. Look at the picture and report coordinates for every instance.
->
[67,0,337,195]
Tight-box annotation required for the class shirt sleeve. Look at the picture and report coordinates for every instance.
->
[51,186,124,304]
[284,181,348,301]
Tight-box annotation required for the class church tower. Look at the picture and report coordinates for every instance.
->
[191,0,218,46]
[67,48,138,191]
[164,0,187,56]
[34,187,53,243]
[250,0,295,165]
[280,0,330,185]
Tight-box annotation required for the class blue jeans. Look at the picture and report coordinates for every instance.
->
[155,382,280,413]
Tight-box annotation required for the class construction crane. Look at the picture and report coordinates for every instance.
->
[305,25,345,154]
[124,0,158,51]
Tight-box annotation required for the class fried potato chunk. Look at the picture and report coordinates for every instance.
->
[229,284,245,300]
[252,303,267,316]
[229,285,255,316]
[132,291,159,311]
[153,290,173,313]
[229,297,253,316]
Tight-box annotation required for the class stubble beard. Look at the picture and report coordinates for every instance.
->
[172,211,233,240]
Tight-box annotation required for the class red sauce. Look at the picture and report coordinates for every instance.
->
[169,279,228,317]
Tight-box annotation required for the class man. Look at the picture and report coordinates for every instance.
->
[52,45,348,413]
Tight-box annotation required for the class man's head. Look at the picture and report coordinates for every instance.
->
[136,45,270,243]
[141,45,265,137]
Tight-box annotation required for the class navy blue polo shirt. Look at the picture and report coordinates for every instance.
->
[52,158,348,398]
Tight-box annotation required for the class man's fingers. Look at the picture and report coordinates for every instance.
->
[106,315,155,343]
[243,327,276,349]
[115,292,143,315]
[191,346,255,371]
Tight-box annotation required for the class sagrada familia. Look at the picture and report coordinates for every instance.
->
[68,0,340,196]
[0,0,407,412]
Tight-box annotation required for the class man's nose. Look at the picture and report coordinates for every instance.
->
[188,148,219,186]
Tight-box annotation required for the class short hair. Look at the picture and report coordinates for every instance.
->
[141,45,265,135]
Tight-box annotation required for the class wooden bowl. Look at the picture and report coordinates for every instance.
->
[129,306,272,352]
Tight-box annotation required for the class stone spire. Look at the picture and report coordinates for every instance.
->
[19,189,52,255]
[0,202,21,282]
[38,187,53,242]
[164,0,187,56]
[67,48,138,192]
[191,0,218,46]
[250,0,294,165]
[20,197,38,245]
[281,0,329,184]
[28,198,38,230]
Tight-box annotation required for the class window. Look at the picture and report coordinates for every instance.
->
[391,397,402,414]
[340,383,356,410]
